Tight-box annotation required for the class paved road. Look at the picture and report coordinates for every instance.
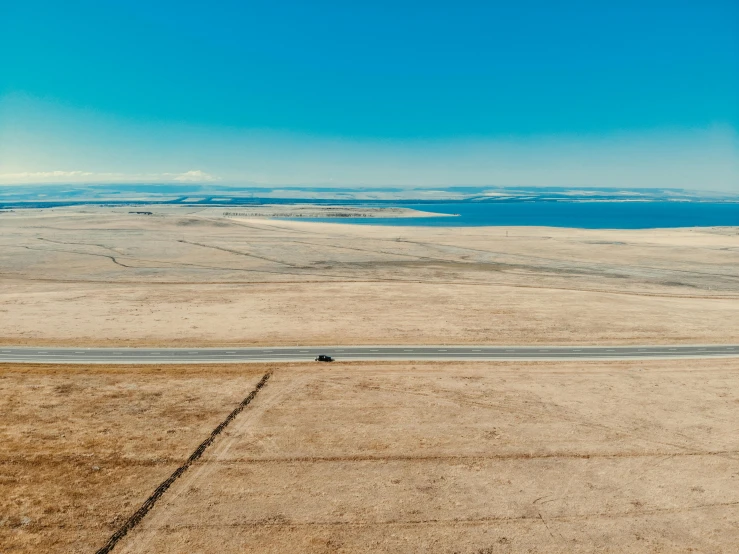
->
[0,345,737,363]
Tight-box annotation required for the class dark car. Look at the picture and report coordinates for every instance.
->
[315,354,334,362]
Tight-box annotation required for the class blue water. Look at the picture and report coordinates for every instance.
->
[297,202,739,229]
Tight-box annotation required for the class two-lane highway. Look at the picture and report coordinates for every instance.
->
[0,345,737,363]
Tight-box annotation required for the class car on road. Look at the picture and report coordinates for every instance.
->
[315,354,334,362]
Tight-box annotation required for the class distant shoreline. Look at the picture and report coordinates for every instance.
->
[1,199,737,229]
[221,206,456,219]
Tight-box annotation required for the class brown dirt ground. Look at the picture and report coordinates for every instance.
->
[1,209,738,346]
[2,359,738,553]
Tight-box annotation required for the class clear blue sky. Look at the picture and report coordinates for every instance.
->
[1,0,738,190]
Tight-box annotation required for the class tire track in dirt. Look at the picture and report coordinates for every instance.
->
[25,499,739,533]
[281,238,455,264]
[37,236,125,255]
[93,371,271,554]
[140,499,739,530]
[12,244,136,268]
[201,449,739,464]
[0,455,184,465]
[177,239,300,267]
[4,244,315,277]
[396,238,739,284]
[3,270,737,299]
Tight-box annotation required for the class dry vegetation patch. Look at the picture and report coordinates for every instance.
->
[0,364,267,553]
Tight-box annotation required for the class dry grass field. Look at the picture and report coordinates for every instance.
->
[1,207,738,346]
[2,208,738,553]
[1,360,738,553]
[0,363,267,552]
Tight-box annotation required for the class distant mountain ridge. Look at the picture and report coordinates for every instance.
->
[1,184,737,208]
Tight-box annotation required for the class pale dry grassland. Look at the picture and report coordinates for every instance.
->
[1,360,738,553]
[0,208,738,346]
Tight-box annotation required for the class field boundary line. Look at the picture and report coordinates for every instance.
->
[94,371,272,554]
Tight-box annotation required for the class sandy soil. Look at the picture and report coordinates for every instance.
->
[0,208,738,346]
[213,205,448,218]
[2,359,737,553]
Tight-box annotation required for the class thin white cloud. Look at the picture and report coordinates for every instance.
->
[170,170,220,182]
[1,170,95,178]
[0,169,221,184]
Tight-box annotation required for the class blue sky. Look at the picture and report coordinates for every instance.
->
[1,0,737,190]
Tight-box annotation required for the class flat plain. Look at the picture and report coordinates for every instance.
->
[2,360,738,553]
[1,207,738,346]
[1,207,738,553]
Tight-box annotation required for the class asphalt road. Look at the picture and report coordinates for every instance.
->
[0,345,738,363]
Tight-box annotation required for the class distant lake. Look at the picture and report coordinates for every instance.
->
[296,202,739,229]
